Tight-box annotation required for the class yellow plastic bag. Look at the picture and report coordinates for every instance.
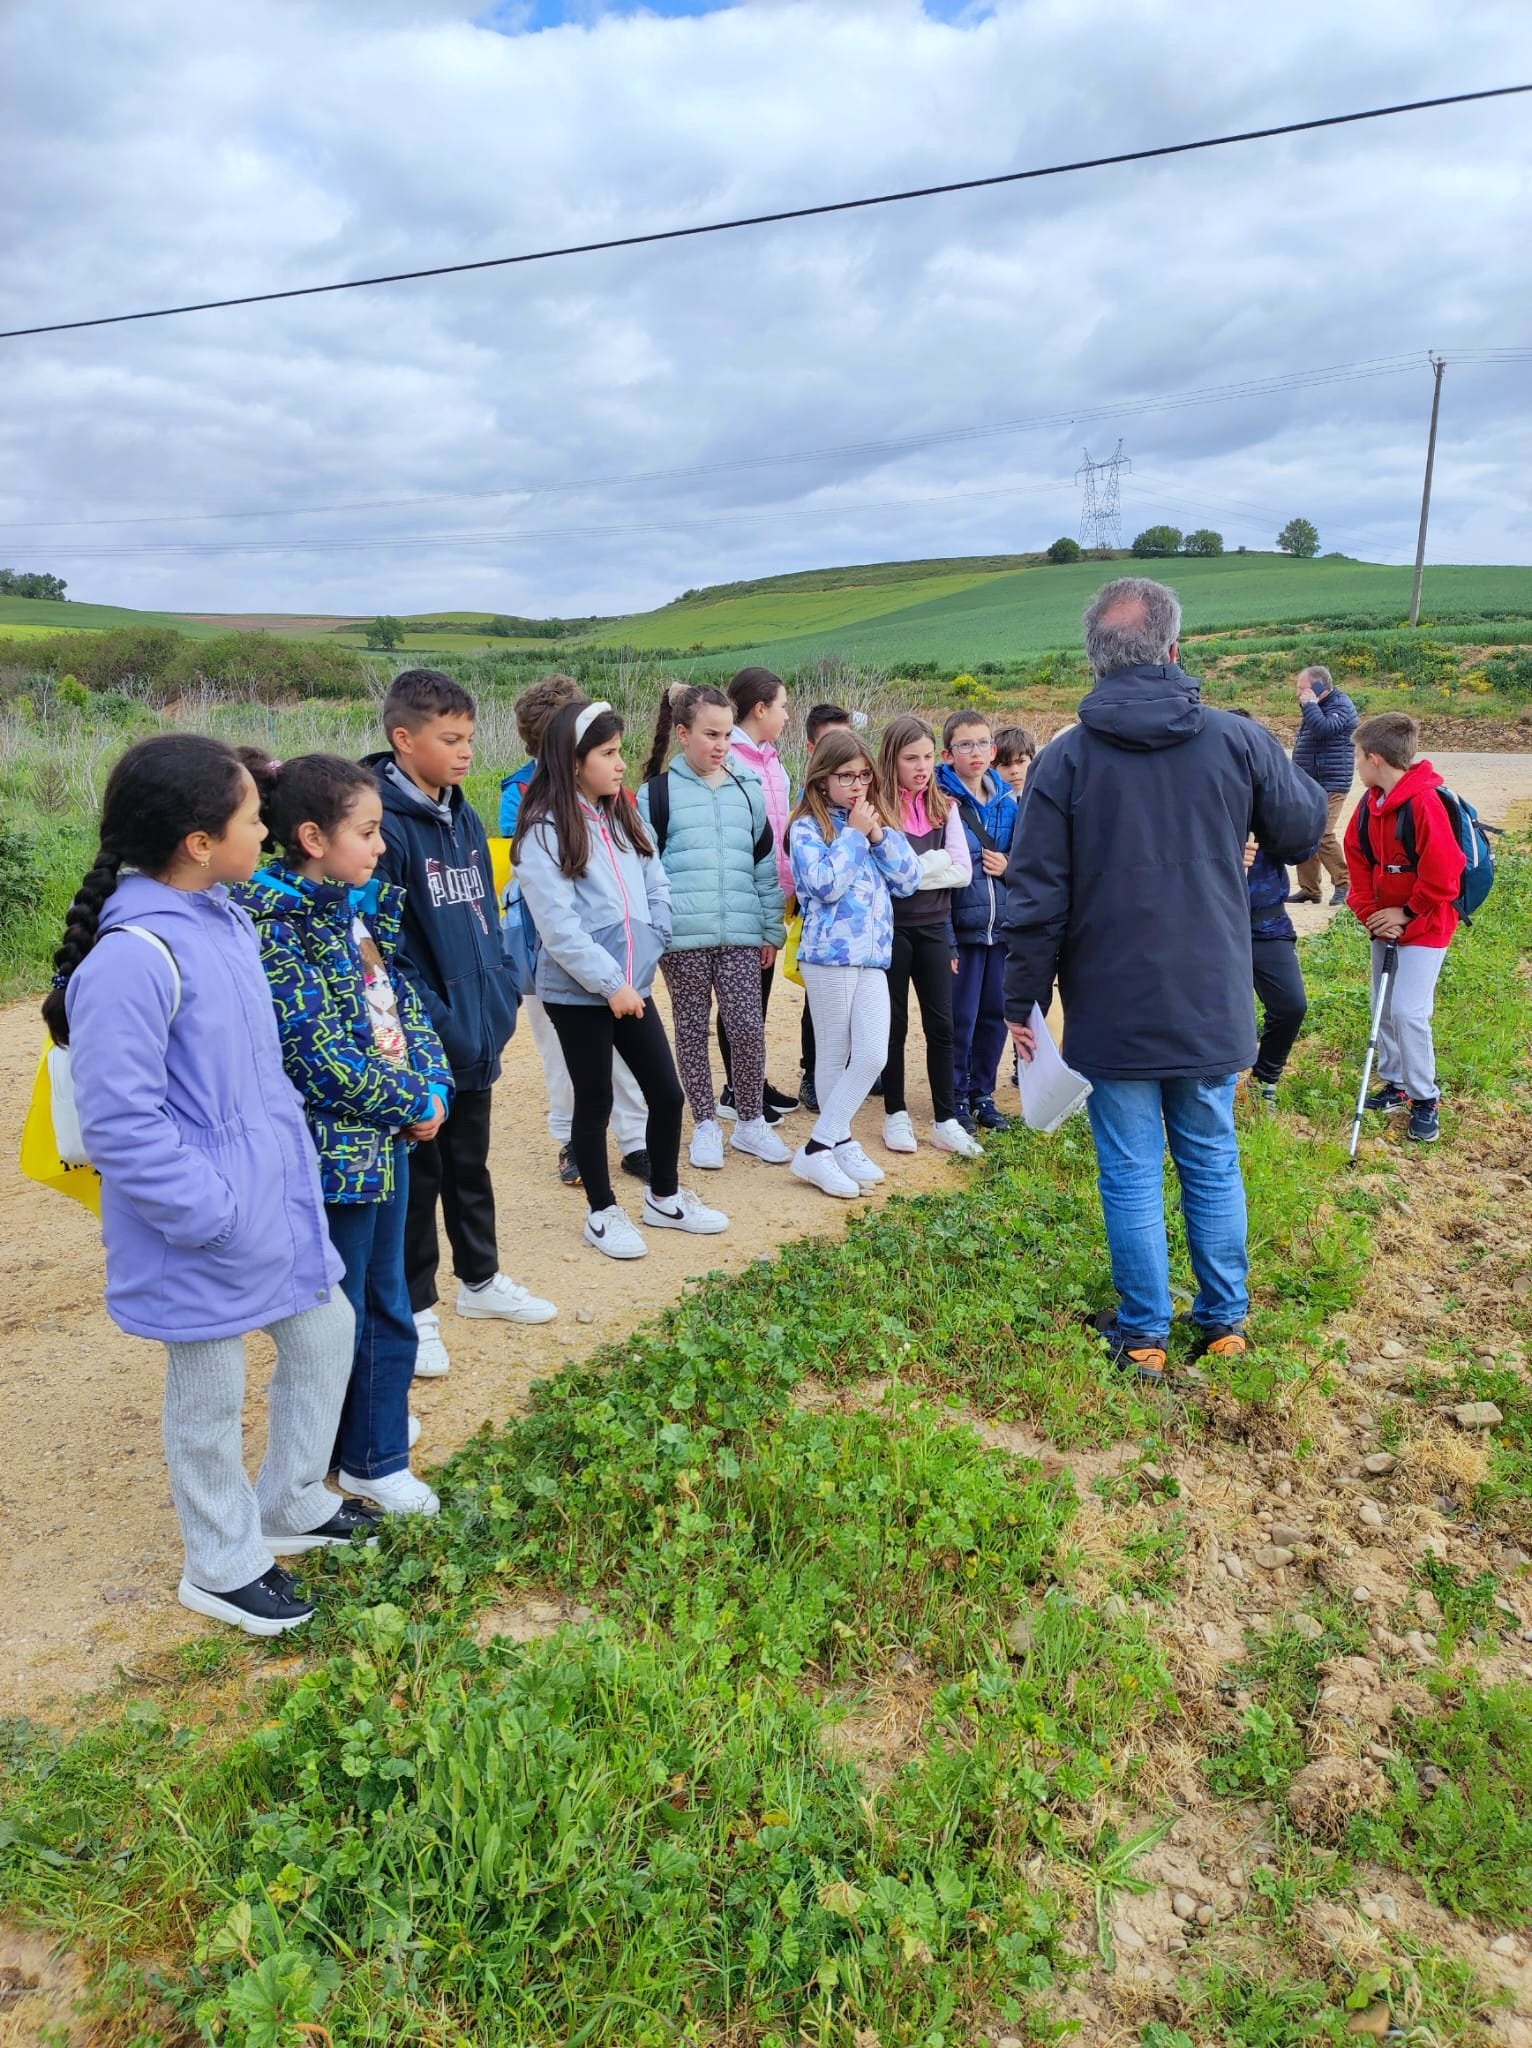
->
[781,913,804,987]
[18,1040,102,1215]
[488,835,513,903]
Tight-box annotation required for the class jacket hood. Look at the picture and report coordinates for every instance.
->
[98,872,240,936]
[1376,758,1444,813]
[936,762,1004,809]
[1077,664,1206,752]
[239,861,390,921]
[362,750,459,826]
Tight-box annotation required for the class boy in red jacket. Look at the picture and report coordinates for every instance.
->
[1344,712,1466,1145]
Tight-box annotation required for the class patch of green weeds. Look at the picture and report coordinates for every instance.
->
[1351,1676,1532,1925]
[1417,1557,1507,1660]
[1108,1513,1188,1603]
[1204,1606,1369,1801]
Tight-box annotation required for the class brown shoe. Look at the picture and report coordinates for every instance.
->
[1127,1345,1168,1384]
[1201,1331,1249,1360]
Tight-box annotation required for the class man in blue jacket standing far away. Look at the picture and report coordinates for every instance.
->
[1287,663,1359,906]
[1002,578,1325,1386]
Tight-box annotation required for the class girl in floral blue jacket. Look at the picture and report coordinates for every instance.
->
[237,751,451,1520]
[787,728,919,1200]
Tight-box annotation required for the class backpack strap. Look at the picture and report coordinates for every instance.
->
[643,773,671,857]
[954,788,1000,857]
[725,768,776,865]
[113,925,182,1020]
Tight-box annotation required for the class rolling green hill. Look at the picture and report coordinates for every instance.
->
[0,594,234,639]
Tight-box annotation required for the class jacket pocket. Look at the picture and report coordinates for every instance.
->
[589,918,665,996]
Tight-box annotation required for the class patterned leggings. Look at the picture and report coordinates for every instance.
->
[661,945,765,1123]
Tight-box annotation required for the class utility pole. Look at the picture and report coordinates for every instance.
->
[1076,440,1130,552]
[1409,353,1445,628]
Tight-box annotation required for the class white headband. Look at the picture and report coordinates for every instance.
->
[574,700,612,743]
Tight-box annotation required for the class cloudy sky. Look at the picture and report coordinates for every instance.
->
[2,0,1529,618]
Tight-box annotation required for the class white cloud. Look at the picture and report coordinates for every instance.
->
[1,0,1529,616]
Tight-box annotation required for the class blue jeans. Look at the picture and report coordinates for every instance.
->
[1084,1075,1249,1343]
[326,1144,417,1479]
[952,940,1009,1102]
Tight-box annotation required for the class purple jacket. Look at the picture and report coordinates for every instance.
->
[65,873,342,1344]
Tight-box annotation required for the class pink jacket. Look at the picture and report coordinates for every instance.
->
[729,726,792,897]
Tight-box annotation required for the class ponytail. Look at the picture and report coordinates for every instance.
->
[644,680,732,781]
[727,666,786,727]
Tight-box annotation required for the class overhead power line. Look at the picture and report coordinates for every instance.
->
[2,85,1528,342]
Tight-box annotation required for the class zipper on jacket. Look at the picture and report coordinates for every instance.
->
[587,801,635,982]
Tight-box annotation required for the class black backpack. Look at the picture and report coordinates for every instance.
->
[644,769,774,865]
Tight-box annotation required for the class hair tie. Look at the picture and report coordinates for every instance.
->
[574,700,611,743]
[50,970,70,989]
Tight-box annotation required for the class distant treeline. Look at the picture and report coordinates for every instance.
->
[0,569,67,599]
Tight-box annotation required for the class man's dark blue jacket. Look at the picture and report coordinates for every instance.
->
[1291,682,1359,792]
[1001,665,1326,1080]
[363,752,518,1091]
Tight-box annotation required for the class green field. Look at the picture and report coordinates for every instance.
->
[0,594,234,640]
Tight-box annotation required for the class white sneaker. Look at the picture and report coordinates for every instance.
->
[932,1118,985,1159]
[733,1116,792,1165]
[413,1308,450,1378]
[690,1118,726,1170]
[407,1412,421,1451]
[339,1467,441,1517]
[882,1111,918,1154]
[584,1203,648,1259]
[791,1144,861,1199]
[456,1273,559,1324]
[643,1186,730,1235]
[834,1139,885,1185]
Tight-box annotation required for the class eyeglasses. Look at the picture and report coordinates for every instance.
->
[949,738,993,754]
[828,769,874,786]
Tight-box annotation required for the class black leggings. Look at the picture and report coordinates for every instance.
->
[717,961,774,1087]
[544,1000,684,1211]
[1252,937,1308,1083]
[881,924,956,1122]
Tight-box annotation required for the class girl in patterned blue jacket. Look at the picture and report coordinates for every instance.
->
[787,727,920,1199]
[238,752,453,1519]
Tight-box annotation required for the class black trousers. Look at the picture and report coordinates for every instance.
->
[405,1085,498,1312]
[882,924,957,1122]
[800,993,816,1076]
[717,961,774,1088]
[546,1000,684,1212]
[1252,937,1309,1082]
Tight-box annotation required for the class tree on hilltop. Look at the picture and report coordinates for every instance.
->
[1046,536,1083,563]
[1277,518,1319,558]
[0,568,67,599]
[1181,529,1224,556]
[1131,525,1183,557]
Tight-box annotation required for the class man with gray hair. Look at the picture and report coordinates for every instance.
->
[1002,577,1325,1384]
[1288,664,1359,905]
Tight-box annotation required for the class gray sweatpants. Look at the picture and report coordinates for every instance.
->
[164,1291,355,1593]
[1371,940,1446,1103]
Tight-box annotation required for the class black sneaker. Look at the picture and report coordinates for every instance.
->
[1365,1080,1410,1115]
[1085,1309,1169,1385]
[620,1148,651,1180]
[267,1499,384,1557]
[764,1080,800,1116]
[969,1093,1011,1131]
[799,1072,819,1114]
[954,1101,980,1137]
[1330,883,1350,905]
[718,1084,782,1126]
[558,1143,582,1187]
[178,1565,316,1636]
[1406,1097,1441,1144]
[1285,891,1322,905]
[1192,1322,1249,1361]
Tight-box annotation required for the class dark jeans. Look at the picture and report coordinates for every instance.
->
[405,1085,498,1313]
[717,961,774,1087]
[328,1145,416,1480]
[1252,937,1308,1082]
[952,939,1008,1102]
[881,923,957,1122]
[546,999,684,1211]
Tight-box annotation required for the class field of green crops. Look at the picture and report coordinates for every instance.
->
[0,594,235,640]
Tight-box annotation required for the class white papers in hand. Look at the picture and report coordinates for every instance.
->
[1017,1004,1093,1133]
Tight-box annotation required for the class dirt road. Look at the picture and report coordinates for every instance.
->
[4,751,1529,1722]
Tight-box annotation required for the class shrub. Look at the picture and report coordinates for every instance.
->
[0,627,378,703]
[1046,536,1083,564]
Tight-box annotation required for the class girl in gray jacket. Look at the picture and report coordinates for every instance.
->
[639,683,789,1173]
[514,701,729,1261]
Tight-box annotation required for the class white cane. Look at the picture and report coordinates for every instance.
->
[1349,939,1399,1161]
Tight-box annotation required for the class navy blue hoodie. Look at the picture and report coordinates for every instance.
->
[1001,666,1326,1080]
[362,753,518,1090]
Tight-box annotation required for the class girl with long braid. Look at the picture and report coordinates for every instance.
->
[43,735,363,1637]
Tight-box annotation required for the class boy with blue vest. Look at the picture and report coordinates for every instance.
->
[365,669,556,1377]
[937,709,1019,1131]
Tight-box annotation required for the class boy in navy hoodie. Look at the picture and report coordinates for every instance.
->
[365,670,556,1376]
[938,709,1019,1131]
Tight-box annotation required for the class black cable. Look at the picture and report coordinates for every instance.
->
[2,85,1527,342]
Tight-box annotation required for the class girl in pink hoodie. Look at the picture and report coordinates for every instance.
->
[721,667,798,1118]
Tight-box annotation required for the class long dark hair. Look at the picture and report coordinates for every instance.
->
[643,680,731,781]
[42,734,249,1046]
[513,701,652,880]
[727,666,786,727]
[239,748,378,861]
